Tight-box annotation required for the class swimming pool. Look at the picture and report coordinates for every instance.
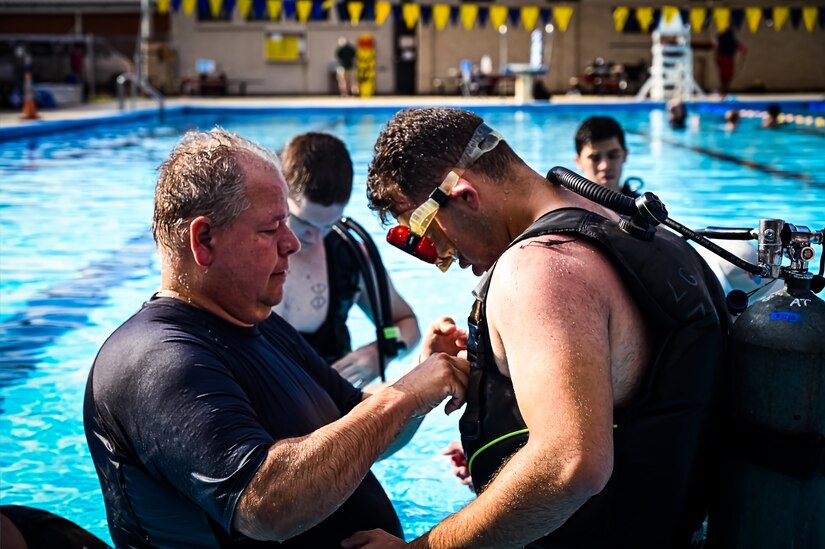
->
[1,101,823,545]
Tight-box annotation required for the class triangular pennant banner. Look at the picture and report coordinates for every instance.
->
[819,6,825,29]
[375,1,390,24]
[449,5,460,26]
[662,5,678,25]
[267,0,281,19]
[713,7,731,31]
[282,0,295,19]
[224,0,236,15]
[540,8,552,27]
[402,3,420,29]
[348,1,363,24]
[636,7,654,33]
[420,5,432,26]
[690,7,707,32]
[521,6,539,31]
[802,6,817,32]
[183,0,196,15]
[296,0,311,21]
[614,6,629,31]
[460,4,478,30]
[433,4,450,29]
[158,0,171,13]
[209,0,222,16]
[731,8,744,30]
[490,5,508,29]
[789,8,802,30]
[171,0,182,12]
[508,7,521,27]
[251,0,266,18]
[554,6,573,32]
[478,7,490,28]
[745,7,761,33]
[773,7,789,31]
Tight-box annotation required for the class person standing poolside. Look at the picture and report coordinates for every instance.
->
[574,116,643,198]
[343,107,727,548]
[335,37,358,97]
[83,128,470,548]
[714,27,747,97]
[274,132,420,387]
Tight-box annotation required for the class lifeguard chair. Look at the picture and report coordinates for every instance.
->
[636,13,704,101]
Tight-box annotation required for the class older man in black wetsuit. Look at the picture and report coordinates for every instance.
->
[83,128,470,548]
[343,108,727,548]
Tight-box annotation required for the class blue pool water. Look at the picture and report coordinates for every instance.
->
[1,102,823,545]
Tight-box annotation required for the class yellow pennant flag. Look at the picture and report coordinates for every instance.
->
[662,6,679,25]
[773,7,789,31]
[375,1,391,25]
[745,7,761,33]
[490,5,508,29]
[402,3,420,30]
[238,0,251,17]
[267,0,281,20]
[460,5,478,30]
[183,0,196,15]
[802,6,817,32]
[433,4,451,30]
[296,0,311,22]
[209,0,223,17]
[348,1,363,25]
[521,6,539,31]
[690,7,707,32]
[613,7,629,32]
[157,0,170,14]
[636,7,654,33]
[713,7,731,32]
[554,6,573,32]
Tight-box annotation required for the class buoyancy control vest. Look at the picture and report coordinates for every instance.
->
[459,207,728,548]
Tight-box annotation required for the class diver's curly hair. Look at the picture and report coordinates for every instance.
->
[367,108,522,223]
[153,127,280,257]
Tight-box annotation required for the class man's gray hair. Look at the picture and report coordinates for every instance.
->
[152,127,281,256]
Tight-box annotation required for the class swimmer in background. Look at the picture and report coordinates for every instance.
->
[274,132,420,387]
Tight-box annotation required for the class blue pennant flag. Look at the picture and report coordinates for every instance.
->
[507,7,520,27]
[731,8,745,30]
[789,7,802,29]
[420,4,432,26]
[283,0,296,20]
[171,0,183,12]
[540,7,552,27]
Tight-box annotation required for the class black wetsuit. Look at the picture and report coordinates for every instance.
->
[299,231,362,363]
[84,296,402,548]
[460,208,727,548]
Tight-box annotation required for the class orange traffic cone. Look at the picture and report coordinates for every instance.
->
[21,70,40,121]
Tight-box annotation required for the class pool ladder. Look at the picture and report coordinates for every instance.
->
[116,72,165,121]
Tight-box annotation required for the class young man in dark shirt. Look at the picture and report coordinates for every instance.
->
[83,128,470,548]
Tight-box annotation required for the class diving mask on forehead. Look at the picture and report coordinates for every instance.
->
[386,122,504,271]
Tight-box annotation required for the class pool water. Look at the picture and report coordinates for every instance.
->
[1,103,823,545]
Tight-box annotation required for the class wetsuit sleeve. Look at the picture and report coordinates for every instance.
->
[126,340,273,534]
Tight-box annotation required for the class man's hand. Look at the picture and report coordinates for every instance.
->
[332,343,380,387]
[441,440,473,491]
[421,317,468,359]
[341,528,406,548]
[390,352,470,416]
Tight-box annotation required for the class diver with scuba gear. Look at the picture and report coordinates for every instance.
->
[274,132,420,386]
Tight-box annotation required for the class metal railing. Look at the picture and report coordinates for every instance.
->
[116,72,165,121]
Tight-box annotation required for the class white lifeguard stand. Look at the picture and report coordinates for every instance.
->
[636,13,704,101]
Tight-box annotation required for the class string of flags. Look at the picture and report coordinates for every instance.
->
[156,0,825,34]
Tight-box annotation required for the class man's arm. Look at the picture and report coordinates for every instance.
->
[414,239,618,548]
[232,352,469,542]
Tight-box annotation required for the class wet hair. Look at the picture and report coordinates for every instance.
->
[766,103,781,118]
[281,132,353,206]
[725,110,741,124]
[575,116,627,154]
[667,99,688,129]
[367,107,522,223]
[153,127,280,256]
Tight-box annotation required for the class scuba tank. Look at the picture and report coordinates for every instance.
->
[705,220,825,548]
[546,168,824,547]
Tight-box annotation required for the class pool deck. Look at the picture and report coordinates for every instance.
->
[1,93,822,130]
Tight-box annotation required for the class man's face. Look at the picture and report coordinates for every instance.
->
[575,137,627,192]
[287,198,345,249]
[205,156,300,325]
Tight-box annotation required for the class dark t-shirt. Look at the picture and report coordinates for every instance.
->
[335,43,357,70]
[83,296,402,548]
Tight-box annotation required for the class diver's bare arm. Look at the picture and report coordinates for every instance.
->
[412,241,617,548]
[232,353,469,542]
